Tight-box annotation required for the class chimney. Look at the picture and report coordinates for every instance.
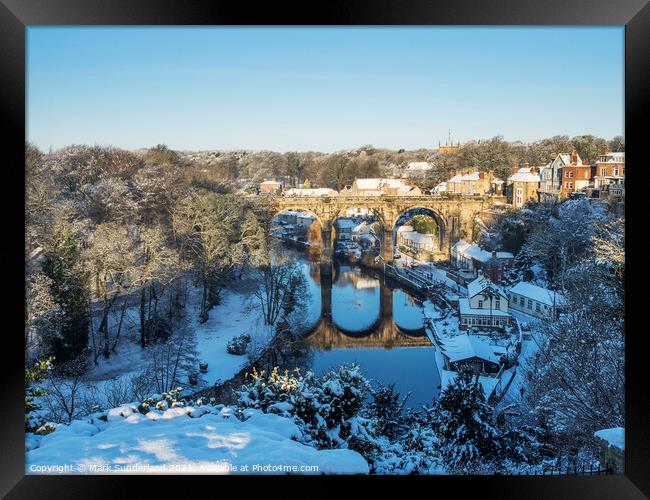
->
[571,148,578,165]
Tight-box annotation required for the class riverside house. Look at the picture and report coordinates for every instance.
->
[459,276,511,329]
[508,281,565,320]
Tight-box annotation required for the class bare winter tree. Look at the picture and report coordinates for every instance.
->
[172,193,246,322]
[253,250,309,326]
[42,358,90,424]
[84,223,136,360]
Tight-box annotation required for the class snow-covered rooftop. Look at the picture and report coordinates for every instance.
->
[284,188,338,197]
[509,282,566,306]
[355,178,382,190]
[508,168,542,183]
[439,333,507,364]
[400,231,434,245]
[452,240,513,263]
[335,218,357,229]
[407,162,433,170]
[466,276,508,300]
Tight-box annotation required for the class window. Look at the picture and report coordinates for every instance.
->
[535,303,541,312]
[601,167,607,176]
[565,171,573,178]
[613,167,619,176]
[519,297,524,306]
[478,300,483,308]
[527,299,533,309]
[495,299,501,309]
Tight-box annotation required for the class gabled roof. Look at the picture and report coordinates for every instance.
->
[451,240,513,263]
[508,167,541,183]
[439,333,507,364]
[467,276,508,300]
[407,162,433,170]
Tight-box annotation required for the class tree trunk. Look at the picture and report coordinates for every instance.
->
[140,285,146,348]
[112,295,129,352]
[100,301,110,359]
[200,274,209,323]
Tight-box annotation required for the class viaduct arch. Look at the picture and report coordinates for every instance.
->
[271,194,506,276]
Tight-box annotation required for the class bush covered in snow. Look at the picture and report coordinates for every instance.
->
[237,365,381,462]
[226,333,251,355]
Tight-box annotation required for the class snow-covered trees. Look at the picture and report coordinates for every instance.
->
[40,210,90,362]
[524,214,624,462]
[426,368,545,473]
[25,357,54,431]
[366,383,411,442]
[172,193,250,322]
[85,223,136,359]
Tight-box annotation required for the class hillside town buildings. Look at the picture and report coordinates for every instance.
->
[506,165,542,208]
[396,224,436,256]
[450,240,514,282]
[350,178,422,197]
[508,281,565,319]
[259,180,282,195]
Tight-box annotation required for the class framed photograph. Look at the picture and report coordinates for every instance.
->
[2,0,647,496]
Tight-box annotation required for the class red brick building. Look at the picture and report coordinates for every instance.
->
[560,149,592,197]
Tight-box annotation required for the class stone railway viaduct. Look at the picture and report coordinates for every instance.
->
[269,194,507,276]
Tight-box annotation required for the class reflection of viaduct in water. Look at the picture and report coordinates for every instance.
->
[305,271,432,350]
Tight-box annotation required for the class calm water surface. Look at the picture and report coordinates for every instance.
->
[293,251,441,407]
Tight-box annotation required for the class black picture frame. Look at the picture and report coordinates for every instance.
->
[1,0,647,496]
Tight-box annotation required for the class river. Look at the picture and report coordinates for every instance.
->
[291,248,441,408]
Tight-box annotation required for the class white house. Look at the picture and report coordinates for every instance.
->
[450,240,514,281]
[459,276,511,329]
[396,225,435,252]
[432,181,447,194]
[508,282,565,319]
[407,161,433,171]
[283,188,338,197]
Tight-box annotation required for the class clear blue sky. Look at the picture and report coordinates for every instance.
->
[27,27,624,152]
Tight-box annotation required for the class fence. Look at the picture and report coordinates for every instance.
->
[503,464,614,475]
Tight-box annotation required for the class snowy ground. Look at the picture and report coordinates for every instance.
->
[47,282,276,414]
[191,291,273,386]
[26,404,368,475]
